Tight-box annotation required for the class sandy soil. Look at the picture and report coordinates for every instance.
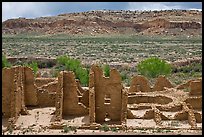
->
[2,107,202,135]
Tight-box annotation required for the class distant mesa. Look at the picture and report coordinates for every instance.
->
[2,10,202,36]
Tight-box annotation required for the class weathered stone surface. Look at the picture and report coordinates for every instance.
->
[174,103,197,128]
[184,97,202,110]
[35,78,56,88]
[189,79,202,96]
[54,72,64,121]
[2,66,202,129]
[152,75,173,91]
[128,95,173,105]
[129,75,151,92]
[24,67,38,106]
[62,71,88,116]
[54,71,88,122]
[89,65,126,124]
[2,67,28,123]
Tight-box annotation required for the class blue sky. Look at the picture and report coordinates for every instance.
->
[2,2,202,22]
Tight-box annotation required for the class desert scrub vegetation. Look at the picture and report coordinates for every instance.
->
[55,55,89,86]
[137,57,172,78]
[2,55,38,77]
[2,55,11,68]
[103,64,110,77]
[172,62,202,73]
[169,62,202,85]
[24,62,39,76]
[99,124,110,132]
[3,35,202,66]
[61,125,77,133]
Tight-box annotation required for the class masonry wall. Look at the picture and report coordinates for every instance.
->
[62,71,88,116]
[24,67,38,106]
[2,66,202,128]
[54,71,88,121]
[2,68,13,117]
[2,67,27,122]
[89,65,127,124]
[35,78,56,88]
[129,75,174,93]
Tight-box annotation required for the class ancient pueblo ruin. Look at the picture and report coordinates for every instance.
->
[2,66,202,133]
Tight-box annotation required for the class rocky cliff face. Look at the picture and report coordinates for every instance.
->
[2,10,202,36]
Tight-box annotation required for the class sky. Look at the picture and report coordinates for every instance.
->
[2,2,202,22]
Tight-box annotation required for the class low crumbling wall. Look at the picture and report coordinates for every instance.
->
[2,66,202,129]
[129,75,173,93]
[35,78,57,88]
[128,95,173,105]
[184,97,202,110]
[176,78,202,96]
[37,89,56,107]
[174,102,197,129]
[189,79,202,96]
[35,78,58,107]
[129,75,151,92]
[152,75,173,91]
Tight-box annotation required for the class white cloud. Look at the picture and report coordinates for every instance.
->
[2,2,50,21]
[189,8,202,11]
[2,2,111,22]
[126,2,182,11]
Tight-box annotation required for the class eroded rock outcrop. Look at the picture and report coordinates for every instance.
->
[2,10,201,36]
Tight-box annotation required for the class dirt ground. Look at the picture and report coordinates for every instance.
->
[2,107,202,135]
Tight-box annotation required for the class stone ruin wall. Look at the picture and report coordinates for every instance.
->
[35,78,57,107]
[53,71,88,122]
[2,66,202,129]
[88,65,127,125]
[129,75,173,93]
[2,67,32,126]
[60,71,88,116]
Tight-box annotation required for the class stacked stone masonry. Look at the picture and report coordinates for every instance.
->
[2,66,202,130]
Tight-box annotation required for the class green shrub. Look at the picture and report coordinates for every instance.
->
[110,127,119,132]
[56,55,89,86]
[24,62,38,76]
[62,125,71,133]
[57,55,70,65]
[103,64,110,77]
[75,67,89,86]
[100,124,110,132]
[65,59,81,72]
[2,55,11,68]
[61,125,77,133]
[121,71,128,81]
[137,57,171,78]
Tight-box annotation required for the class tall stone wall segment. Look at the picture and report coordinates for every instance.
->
[24,67,38,106]
[88,65,127,124]
[2,67,29,127]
